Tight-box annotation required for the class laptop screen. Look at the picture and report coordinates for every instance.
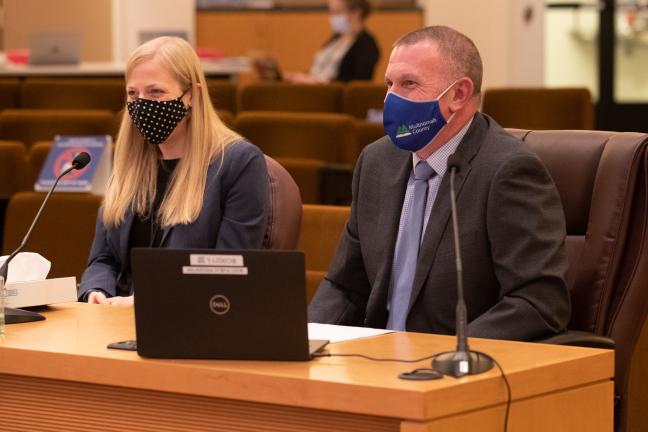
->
[131,248,313,360]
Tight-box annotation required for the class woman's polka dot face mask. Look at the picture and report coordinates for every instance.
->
[127,94,188,145]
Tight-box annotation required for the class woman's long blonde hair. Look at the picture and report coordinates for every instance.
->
[103,36,240,228]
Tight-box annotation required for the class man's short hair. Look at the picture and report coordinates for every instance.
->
[395,26,483,95]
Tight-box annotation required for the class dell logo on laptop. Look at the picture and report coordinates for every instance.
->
[209,295,230,315]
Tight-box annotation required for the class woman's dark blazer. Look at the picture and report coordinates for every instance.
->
[78,140,269,300]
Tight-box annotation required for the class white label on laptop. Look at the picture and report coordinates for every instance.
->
[183,266,248,275]
[189,254,244,267]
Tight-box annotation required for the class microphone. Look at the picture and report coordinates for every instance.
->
[431,154,494,377]
[71,151,91,170]
[0,151,91,324]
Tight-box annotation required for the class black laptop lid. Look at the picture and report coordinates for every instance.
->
[131,248,310,360]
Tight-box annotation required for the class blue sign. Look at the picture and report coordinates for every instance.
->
[36,135,111,193]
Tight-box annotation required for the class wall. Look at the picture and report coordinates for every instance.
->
[544,4,598,98]
[545,3,648,102]
[0,0,4,50]
[3,0,113,61]
[112,0,195,62]
[416,0,545,91]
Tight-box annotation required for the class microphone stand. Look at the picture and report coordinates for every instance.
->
[431,164,494,377]
[1,163,80,324]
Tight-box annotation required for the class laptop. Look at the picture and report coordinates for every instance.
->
[29,32,81,65]
[130,248,328,360]
[251,54,283,81]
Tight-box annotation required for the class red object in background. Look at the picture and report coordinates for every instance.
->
[196,47,223,61]
[6,49,30,65]
[54,147,89,179]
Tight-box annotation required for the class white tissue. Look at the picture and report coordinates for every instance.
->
[0,252,51,283]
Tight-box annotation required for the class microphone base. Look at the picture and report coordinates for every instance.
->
[5,307,46,324]
[432,350,494,378]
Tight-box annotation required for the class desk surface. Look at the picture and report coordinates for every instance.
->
[0,59,251,78]
[0,302,613,424]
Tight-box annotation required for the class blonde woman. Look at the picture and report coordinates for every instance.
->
[78,37,269,306]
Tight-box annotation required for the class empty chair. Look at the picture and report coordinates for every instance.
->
[334,120,384,206]
[3,192,102,280]
[273,157,326,204]
[236,111,359,164]
[297,204,350,303]
[482,87,595,130]
[0,109,116,148]
[0,141,27,198]
[342,81,386,119]
[508,129,648,431]
[238,83,344,113]
[25,141,52,191]
[0,141,28,246]
[216,109,236,130]
[206,80,237,114]
[0,78,21,109]
[237,112,359,204]
[356,121,385,150]
[20,78,126,111]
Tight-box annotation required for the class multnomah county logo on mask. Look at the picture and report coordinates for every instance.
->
[396,125,412,138]
[209,295,230,315]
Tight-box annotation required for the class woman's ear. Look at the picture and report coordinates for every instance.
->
[186,83,201,109]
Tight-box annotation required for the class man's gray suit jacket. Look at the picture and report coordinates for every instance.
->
[308,113,570,341]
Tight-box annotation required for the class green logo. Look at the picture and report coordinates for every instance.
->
[396,125,412,138]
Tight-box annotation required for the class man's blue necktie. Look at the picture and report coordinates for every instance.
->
[387,161,436,330]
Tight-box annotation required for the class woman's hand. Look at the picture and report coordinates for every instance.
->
[87,291,107,304]
[103,295,134,307]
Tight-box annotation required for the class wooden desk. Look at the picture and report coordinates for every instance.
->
[0,59,251,80]
[0,303,613,431]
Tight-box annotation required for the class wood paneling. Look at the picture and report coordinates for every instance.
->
[0,373,399,432]
[3,0,112,62]
[402,381,613,432]
[196,10,423,82]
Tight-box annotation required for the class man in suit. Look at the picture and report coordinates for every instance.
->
[308,26,570,341]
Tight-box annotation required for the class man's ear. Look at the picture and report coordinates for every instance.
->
[448,77,475,112]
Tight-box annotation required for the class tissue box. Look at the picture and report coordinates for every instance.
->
[4,277,77,308]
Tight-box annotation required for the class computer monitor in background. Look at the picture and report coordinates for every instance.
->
[138,30,189,45]
[29,32,81,65]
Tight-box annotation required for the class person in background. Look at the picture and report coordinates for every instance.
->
[285,0,379,83]
[78,36,269,306]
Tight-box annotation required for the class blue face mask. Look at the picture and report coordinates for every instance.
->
[383,81,456,152]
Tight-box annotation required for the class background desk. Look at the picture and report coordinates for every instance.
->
[0,59,250,80]
[0,303,613,431]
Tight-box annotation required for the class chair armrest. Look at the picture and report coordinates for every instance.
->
[538,330,615,349]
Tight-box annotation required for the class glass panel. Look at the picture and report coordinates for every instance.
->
[545,1,600,100]
[614,1,648,102]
